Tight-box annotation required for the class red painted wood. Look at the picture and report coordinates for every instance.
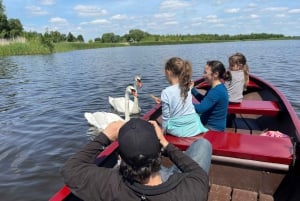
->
[228,100,280,116]
[196,79,261,89]
[247,79,262,89]
[166,131,293,165]
[49,185,70,201]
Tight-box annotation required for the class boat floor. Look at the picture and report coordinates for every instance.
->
[208,184,273,201]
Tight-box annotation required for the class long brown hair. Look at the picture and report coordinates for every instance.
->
[165,57,192,102]
[228,52,250,90]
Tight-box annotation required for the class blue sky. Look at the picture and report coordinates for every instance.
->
[3,0,300,41]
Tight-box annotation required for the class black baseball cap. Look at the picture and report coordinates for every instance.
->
[118,118,161,166]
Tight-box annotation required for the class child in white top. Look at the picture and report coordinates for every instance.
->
[224,53,250,103]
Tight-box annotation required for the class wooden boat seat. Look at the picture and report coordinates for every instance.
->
[228,100,281,116]
[165,131,293,166]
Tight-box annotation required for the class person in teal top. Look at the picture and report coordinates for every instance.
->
[192,60,229,131]
[158,57,208,137]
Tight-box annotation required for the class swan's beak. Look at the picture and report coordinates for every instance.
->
[137,80,143,88]
[132,90,138,97]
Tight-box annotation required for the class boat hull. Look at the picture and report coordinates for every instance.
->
[50,74,300,201]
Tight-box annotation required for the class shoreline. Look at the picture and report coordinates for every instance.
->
[0,38,298,57]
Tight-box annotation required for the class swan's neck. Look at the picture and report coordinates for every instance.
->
[133,96,139,110]
[124,91,130,121]
[133,81,139,112]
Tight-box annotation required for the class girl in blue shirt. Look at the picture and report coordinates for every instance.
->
[160,57,208,137]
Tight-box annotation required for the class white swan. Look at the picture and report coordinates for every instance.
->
[108,75,142,114]
[84,85,137,132]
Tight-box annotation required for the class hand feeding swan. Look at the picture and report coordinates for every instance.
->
[84,85,137,132]
[108,75,142,114]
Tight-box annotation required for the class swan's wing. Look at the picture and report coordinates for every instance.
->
[84,112,102,129]
[108,96,114,107]
[110,97,134,114]
[109,97,125,112]
[84,112,124,131]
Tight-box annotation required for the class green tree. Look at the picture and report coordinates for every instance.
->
[7,18,23,38]
[101,32,115,43]
[0,0,8,38]
[41,32,54,53]
[94,37,101,42]
[77,34,84,42]
[128,29,146,42]
[66,32,75,42]
[49,31,63,42]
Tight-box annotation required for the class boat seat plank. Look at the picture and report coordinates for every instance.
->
[208,184,231,201]
[259,194,274,201]
[165,131,293,165]
[232,188,258,201]
[228,100,280,116]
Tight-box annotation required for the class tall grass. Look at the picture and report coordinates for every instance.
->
[0,41,130,56]
[54,42,129,52]
[0,41,51,56]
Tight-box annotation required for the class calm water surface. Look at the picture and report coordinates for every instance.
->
[0,40,300,201]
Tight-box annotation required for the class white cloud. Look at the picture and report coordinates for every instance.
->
[111,14,129,20]
[49,17,68,24]
[154,13,175,19]
[248,3,257,8]
[74,5,108,17]
[39,0,55,6]
[289,9,300,14]
[80,19,110,25]
[26,6,49,15]
[91,19,109,24]
[206,15,222,23]
[264,7,288,12]
[225,8,240,13]
[275,14,286,18]
[160,0,191,10]
[164,21,178,25]
[250,14,259,19]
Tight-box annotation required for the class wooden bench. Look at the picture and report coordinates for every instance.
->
[228,100,281,116]
[166,131,293,168]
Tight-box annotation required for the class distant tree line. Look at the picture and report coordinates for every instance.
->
[97,29,294,44]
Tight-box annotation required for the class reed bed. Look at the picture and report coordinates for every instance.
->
[0,41,51,56]
[0,42,130,56]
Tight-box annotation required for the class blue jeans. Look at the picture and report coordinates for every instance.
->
[160,138,212,181]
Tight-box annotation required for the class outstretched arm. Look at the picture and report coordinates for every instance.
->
[191,87,204,102]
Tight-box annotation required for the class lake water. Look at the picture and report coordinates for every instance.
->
[1,40,300,201]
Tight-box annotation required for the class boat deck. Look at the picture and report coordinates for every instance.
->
[208,184,274,201]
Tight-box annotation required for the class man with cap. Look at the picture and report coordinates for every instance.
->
[62,118,212,201]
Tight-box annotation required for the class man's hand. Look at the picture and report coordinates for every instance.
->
[103,120,125,141]
[148,120,169,148]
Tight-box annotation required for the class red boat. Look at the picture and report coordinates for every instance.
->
[50,74,300,201]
